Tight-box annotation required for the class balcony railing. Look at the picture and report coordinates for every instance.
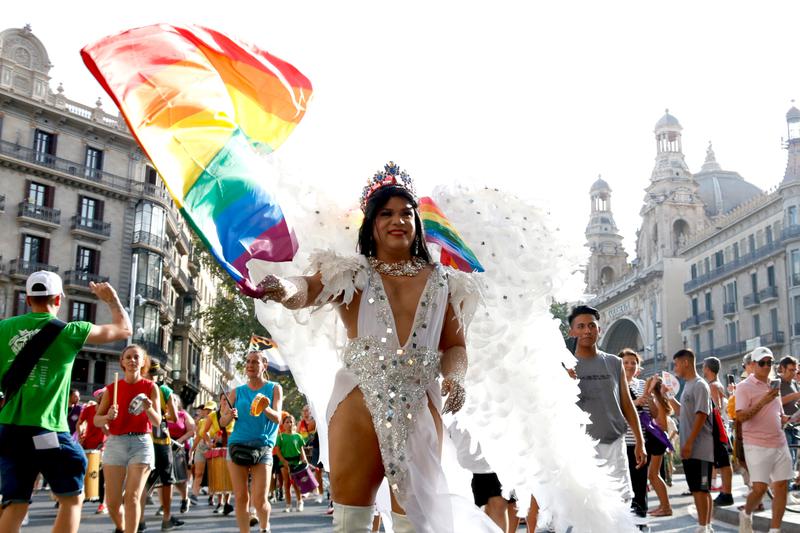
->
[684,239,785,293]
[722,302,737,315]
[132,230,165,251]
[759,331,785,346]
[713,341,747,358]
[137,340,168,364]
[681,311,713,330]
[0,140,173,206]
[70,215,111,237]
[759,286,779,302]
[17,202,61,225]
[135,283,161,302]
[64,270,109,288]
[9,259,59,276]
[743,293,760,308]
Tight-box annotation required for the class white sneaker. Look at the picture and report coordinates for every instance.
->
[284,505,292,513]
[768,529,781,533]
[739,509,753,533]
[694,526,709,533]
[21,513,29,526]
[297,501,304,512]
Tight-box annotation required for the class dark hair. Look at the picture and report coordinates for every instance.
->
[567,305,600,326]
[703,357,721,375]
[619,348,642,364]
[780,355,799,369]
[652,380,674,416]
[357,185,431,262]
[27,293,57,306]
[673,348,696,362]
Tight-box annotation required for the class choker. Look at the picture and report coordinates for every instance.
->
[369,257,427,277]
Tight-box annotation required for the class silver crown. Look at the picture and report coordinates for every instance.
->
[360,161,416,211]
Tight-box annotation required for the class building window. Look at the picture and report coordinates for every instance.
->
[691,297,699,316]
[707,330,714,352]
[20,234,48,265]
[78,196,104,226]
[767,265,776,287]
[33,129,56,164]
[714,251,724,269]
[704,257,711,274]
[693,334,701,354]
[172,337,183,373]
[766,226,774,244]
[134,202,166,237]
[76,246,100,275]
[135,304,160,343]
[691,264,697,280]
[84,147,103,180]
[748,234,756,254]
[69,300,96,322]
[793,251,800,286]
[771,308,779,335]
[750,272,758,294]
[790,206,798,227]
[753,314,761,337]
[25,180,54,209]
[794,296,800,335]
[145,165,159,185]
[705,292,712,313]
[14,291,30,315]
[725,281,737,307]
[733,242,740,260]
[726,321,738,345]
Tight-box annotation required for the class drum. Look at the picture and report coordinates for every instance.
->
[84,450,102,501]
[289,463,318,494]
[206,448,232,494]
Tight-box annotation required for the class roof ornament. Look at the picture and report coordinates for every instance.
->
[701,140,721,172]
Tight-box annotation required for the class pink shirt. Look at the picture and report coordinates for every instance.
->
[735,374,784,448]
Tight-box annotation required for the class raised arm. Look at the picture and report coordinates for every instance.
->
[85,282,132,345]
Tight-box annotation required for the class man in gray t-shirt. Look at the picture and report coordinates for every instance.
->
[568,305,645,507]
[669,349,714,531]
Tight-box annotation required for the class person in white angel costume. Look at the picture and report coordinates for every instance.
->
[249,162,636,533]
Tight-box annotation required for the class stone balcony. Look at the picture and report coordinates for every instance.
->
[70,215,111,240]
[17,201,60,229]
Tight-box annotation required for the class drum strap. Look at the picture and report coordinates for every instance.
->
[0,319,66,413]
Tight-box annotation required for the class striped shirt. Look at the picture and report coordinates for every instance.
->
[625,378,648,446]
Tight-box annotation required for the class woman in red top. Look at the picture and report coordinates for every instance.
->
[94,345,161,533]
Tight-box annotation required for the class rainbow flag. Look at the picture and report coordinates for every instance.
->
[81,24,311,296]
[419,197,484,273]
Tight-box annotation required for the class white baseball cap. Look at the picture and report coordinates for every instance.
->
[25,270,63,296]
[747,346,773,363]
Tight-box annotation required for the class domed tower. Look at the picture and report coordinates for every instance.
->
[782,105,800,184]
[585,176,629,293]
[638,110,707,265]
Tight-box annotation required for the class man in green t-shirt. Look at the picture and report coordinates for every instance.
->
[0,271,131,533]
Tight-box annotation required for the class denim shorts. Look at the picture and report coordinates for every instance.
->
[103,434,155,467]
[226,443,273,466]
[0,424,88,504]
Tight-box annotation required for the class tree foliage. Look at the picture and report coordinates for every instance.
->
[194,239,306,417]
[549,299,571,339]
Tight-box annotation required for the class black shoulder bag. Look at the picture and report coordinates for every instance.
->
[0,319,66,412]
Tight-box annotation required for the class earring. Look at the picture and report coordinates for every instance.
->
[414,239,419,255]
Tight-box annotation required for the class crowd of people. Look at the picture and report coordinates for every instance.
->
[3,164,800,533]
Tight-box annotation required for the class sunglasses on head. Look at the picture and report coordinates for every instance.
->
[757,359,774,367]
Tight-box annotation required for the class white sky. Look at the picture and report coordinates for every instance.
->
[5,0,800,255]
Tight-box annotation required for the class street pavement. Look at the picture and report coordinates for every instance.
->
[21,472,798,532]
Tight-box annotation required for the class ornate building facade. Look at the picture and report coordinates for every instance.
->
[586,107,800,377]
[0,25,231,405]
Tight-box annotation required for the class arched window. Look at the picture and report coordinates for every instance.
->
[600,266,615,286]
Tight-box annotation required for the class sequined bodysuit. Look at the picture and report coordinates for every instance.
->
[340,265,448,494]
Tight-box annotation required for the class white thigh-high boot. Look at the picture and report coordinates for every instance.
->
[332,503,374,533]
[391,511,415,533]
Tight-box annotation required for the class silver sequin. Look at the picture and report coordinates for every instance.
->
[340,266,444,495]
